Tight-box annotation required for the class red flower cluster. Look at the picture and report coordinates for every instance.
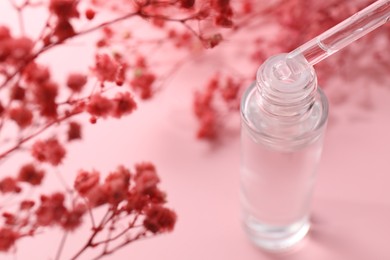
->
[0,163,45,194]
[143,205,177,233]
[0,228,18,252]
[0,177,21,194]
[0,190,87,252]
[17,163,45,186]
[31,138,66,166]
[212,0,234,27]
[202,33,223,48]
[111,92,137,118]
[86,94,113,118]
[67,121,82,141]
[49,0,79,19]
[93,54,123,83]
[48,0,80,42]
[0,26,33,64]
[66,73,87,93]
[74,163,169,213]
[36,193,86,231]
[180,0,195,9]
[23,62,51,84]
[0,162,160,252]
[86,92,137,120]
[34,81,59,118]
[103,166,131,205]
[8,105,33,129]
[71,164,176,257]
[193,75,241,140]
[130,57,156,100]
[19,62,60,119]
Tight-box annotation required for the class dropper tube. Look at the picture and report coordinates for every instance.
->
[287,0,390,73]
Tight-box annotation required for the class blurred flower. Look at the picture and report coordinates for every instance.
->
[17,163,45,186]
[31,138,66,166]
[143,205,177,233]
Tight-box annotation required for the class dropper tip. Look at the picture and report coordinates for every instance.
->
[271,52,311,82]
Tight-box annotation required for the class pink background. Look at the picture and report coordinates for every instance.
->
[1,1,390,259]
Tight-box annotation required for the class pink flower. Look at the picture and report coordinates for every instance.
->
[0,26,11,40]
[0,177,21,194]
[31,138,66,166]
[86,94,113,118]
[66,73,87,92]
[103,165,131,205]
[93,54,120,82]
[220,77,240,101]
[2,212,16,226]
[20,200,35,210]
[53,19,76,42]
[67,121,82,141]
[196,110,217,140]
[8,105,33,129]
[0,39,12,61]
[74,170,100,196]
[111,92,137,118]
[180,0,195,8]
[17,163,45,186]
[126,192,150,212]
[212,0,233,27]
[9,37,34,60]
[134,163,160,194]
[35,192,67,226]
[23,62,51,84]
[10,85,26,101]
[130,72,156,100]
[49,0,79,19]
[84,186,108,208]
[61,204,85,231]
[0,228,19,252]
[33,80,58,118]
[143,205,177,233]
[203,33,223,48]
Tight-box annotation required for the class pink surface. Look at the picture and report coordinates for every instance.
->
[93,76,390,260]
[1,2,390,259]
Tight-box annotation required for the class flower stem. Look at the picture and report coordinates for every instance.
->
[54,232,68,260]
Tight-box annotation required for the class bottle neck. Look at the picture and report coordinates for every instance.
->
[256,54,317,121]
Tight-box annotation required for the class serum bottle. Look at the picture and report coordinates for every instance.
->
[240,54,328,250]
[239,0,390,250]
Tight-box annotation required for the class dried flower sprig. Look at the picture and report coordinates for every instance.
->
[0,0,239,256]
[0,163,176,260]
[190,0,390,140]
[0,0,236,257]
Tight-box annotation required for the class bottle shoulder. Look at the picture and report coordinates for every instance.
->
[240,82,328,144]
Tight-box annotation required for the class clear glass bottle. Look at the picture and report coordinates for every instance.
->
[240,54,328,251]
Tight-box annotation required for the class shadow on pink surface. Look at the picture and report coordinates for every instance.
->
[253,199,390,260]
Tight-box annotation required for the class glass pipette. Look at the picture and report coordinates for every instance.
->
[286,0,390,75]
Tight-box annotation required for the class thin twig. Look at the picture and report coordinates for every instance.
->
[70,208,114,260]
[91,231,148,260]
[0,11,139,90]
[54,232,68,260]
[0,111,81,161]
[92,214,140,247]
[102,209,118,253]
[86,202,96,228]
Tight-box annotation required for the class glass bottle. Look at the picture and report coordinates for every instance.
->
[240,53,328,251]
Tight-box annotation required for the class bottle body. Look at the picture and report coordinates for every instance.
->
[240,54,328,250]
